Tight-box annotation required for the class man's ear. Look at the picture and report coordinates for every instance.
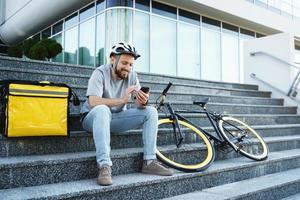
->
[110,56,115,64]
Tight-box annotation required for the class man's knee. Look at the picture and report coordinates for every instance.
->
[144,106,158,119]
[92,105,112,119]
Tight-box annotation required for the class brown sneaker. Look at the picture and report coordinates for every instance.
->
[97,165,112,186]
[142,160,173,176]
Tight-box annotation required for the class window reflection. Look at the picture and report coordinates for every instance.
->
[64,27,78,64]
[65,13,79,30]
[134,11,150,72]
[135,0,150,12]
[52,34,63,63]
[201,28,221,81]
[178,22,200,79]
[106,8,133,59]
[202,16,221,31]
[97,0,105,13]
[151,16,176,75]
[152,1,177,19]
[79,18,95,66]
[107,0,133,8]
[80,3,95,21]
[96,13,106,66]
[222,33,239,82]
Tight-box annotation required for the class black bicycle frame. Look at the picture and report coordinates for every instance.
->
[162,102,239,146]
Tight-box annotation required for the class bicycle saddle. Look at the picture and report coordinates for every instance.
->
[193,97,210,107]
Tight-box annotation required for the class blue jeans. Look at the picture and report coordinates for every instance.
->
[82,105,158,167]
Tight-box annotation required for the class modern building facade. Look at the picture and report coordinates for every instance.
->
[1,0,300,83]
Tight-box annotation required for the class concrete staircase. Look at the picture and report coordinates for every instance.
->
[0,56,300,200]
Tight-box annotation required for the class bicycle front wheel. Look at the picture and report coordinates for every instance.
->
[156,118,215,172]
[218,116,268,161]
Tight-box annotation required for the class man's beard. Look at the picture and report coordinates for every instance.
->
[115,67,129,80]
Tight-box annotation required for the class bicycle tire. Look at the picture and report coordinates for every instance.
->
[156,118,215,172]
[218,116,268,161]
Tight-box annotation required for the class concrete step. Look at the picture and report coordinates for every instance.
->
[73,87,282,106]
[70,101,297,114]
[163,168,300,200]
[281,193,300,200]
[160,102,297,115]
[0,56,94,76]
[1,68,270,99]
[0,136,299,189]
[138,72,259,90]
[1,149,300,199]
[71,81,268,98]
[1,124,300,157]
[67,113,300,131]
[70,101,296,114]
[0,56,258,90]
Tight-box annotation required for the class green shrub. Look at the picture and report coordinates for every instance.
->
[7,38,63,61]
[28,42,48,60]
[23,38,38,57]
[7,44,23,58]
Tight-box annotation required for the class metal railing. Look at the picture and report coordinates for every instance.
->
[250,51,300,98]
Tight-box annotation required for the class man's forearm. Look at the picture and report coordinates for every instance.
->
[89,96,126,108]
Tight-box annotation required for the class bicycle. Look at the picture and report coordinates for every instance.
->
[155,82,269,172]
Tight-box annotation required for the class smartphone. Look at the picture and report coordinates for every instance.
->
[140,86,150,93]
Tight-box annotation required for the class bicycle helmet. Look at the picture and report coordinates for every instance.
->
[109,42,140,60]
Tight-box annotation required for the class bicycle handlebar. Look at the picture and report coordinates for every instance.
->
[156,82,172,109]
[162,82,172,96]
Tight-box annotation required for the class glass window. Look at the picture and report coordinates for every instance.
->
[135,0,150,12]
[152,1,177,19]
[178,22,200,79]
[80,3,95,21]
[65,13,79,30]
[202,16,221,31]
[96,13,106,66]
[79,18,95,66]
[53,21,63,34]
[240,28,255,38]
[281,0,293,17]
[42,28,51,39]
[52,34,63,63]
[97,0,106,13]
[133,11,150,73]
[179,9,200,26]
[201,28,221,81]
[107,0,133,7]
[64,26,78,64]
[268,0,281,14]
[256,0,268,8]
[222,33,239,82]
[151,16,176,75]
[32,33,41,41]
[256,33,266,38]
[293,6,300,18]
[222,22,238,35]
[106,8,133,59]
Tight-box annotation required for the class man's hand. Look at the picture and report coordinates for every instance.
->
[135,89,149,107]
[122,86,138,104]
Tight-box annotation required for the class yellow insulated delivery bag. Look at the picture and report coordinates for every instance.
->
[0,80,80,137]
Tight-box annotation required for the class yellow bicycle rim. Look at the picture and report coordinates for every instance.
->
[156,118,214,170]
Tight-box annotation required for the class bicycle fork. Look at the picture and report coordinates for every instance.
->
[166,104,184,148]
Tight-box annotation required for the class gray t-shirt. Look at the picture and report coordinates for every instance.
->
[80,64,140,113]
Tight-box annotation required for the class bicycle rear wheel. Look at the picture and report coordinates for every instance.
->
[218,116,268,161]
[156,118,215,172]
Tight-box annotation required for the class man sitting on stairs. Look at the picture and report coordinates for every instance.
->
[80,42,173,186]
